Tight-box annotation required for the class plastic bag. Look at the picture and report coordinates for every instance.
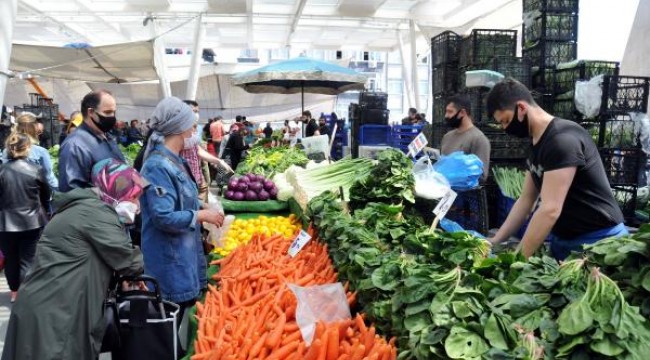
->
[288,283,351,345]
[439,218,486,239]
[575,75,604,119]
[205,192,231,247]
[412,156,451,199]
[432,151,483,191]
[632,112,650,155]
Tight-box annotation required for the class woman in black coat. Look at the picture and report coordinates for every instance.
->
[224,125,249,171]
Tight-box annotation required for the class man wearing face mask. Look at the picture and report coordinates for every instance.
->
[58,89,125,192]
[486,79,627,260]
[440,94,491,180]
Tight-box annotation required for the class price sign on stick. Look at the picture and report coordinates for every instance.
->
[408,132,428,158]
[431,189,458,231]
[288,230,312,257]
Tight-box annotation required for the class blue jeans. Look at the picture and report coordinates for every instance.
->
[550,223,628,260]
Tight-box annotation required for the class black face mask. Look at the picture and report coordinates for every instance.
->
[445,110,462,129]
[505,105,530,138]
[93,111,117,133]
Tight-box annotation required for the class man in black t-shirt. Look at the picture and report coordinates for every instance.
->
[486,79,627,260]
[303,110,318,137]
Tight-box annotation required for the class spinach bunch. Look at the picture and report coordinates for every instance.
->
[349,149,415,211]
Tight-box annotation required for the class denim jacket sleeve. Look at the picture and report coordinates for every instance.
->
[142,157,198,234]
[35,146,59,190]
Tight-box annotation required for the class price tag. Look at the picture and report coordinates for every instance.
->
[408,132,428,157]
[288,230,312,257]
[433,189,458,219]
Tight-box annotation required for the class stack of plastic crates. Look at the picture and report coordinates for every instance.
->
[523,0,579,107]
[431,31,462,96]
[391,125,423,154]
[552,60,620,122]
[359,124,392,146]
[595,75,650,224]
[330,119,348,160]
[458,29,518,90]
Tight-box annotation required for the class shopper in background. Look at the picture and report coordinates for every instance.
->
[1,159,145,360]
[289,117,302,146]
[440,94,491,181]
[402,107,418,125]
[263,122,273,139]
[282,120,291,145]
[58,89,124,192]
[127,119,144,145]
[224,123,250,171]
[140,97,224,317]
[0,106,12,152]
[34,121,52,149]
[210,116,224,151]
[3,113,59,191]
[303,110,318,137]
[486,78,627,260]
[316,116,331,139]
[0,133,51,304]
[59,111,81,145]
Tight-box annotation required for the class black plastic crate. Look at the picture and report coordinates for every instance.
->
[432,64,460,95]
[523,0,579,13]
[591,114,639,148]
[480,124,532,160]
[348,103,360,121]
[531,67,555,92]
[432,95,447,123]
[432,31,462,66]
[611,184,638,224]
[600,147,642,185]
[463,88,490,123]
[460,29,518,68]
[552,97,583,121]
[359,92,388,110]
[524,40,577,69]
[600,75,650,115]
[491,56,533,88]
[554,60,620,95]
[431,121,447,148]
[359,108,390,125]
[523,12,578,44]
[533,91,555,112]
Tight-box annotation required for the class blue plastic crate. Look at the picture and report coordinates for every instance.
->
[496,189,553,240]
[391,125,424,152]
[359,125,392,145]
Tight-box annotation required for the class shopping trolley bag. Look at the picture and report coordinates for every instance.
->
[112,275,181,360]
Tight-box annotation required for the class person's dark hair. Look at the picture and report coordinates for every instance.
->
[486,78,537,118]
[81,89,112,118]
[302,110,311,118]
[235,115,242,122]
[331,112,338,121]
[284,120,289,126]
[408,108,417,115]
[446,94,472,116]
[183,100,199,107]
[130,119,138,126]
[215,115,223,121]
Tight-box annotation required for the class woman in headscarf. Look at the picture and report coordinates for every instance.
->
[1,158,145,360]
[140,97,224,318]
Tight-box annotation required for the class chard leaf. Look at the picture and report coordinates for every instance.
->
[444,326,489,359]
[404,313,431,332]
[590,335,625,356]
[557,300,593,335]
[484,313,509,350]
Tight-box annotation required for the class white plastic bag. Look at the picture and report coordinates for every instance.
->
[575,75,604,119]
[204,192,231,247]
[288,283,351,345]
[631,112,650,155]
[412,156,451,200]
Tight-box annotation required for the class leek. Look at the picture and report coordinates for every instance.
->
[287,157,375,210]
[492,166,526,199]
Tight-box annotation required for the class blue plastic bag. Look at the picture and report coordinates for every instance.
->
[433,151,483,191]
[439,218,486,239]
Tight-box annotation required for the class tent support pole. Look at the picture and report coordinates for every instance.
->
[0,0,18,111]
[186,13,205,102]
[397,30,414,110]
[151,19,172,98]
[410,20,421,111]
[301,82,305,113]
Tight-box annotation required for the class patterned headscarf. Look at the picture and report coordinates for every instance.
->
[91,159,147,205]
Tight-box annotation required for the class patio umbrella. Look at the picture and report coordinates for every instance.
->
[232,56,367,112]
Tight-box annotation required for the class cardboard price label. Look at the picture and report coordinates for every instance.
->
[433,189,458,219]
[288,230,312,257]
[408,132,428,157]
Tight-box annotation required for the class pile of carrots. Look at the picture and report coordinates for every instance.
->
[191,229,397,360]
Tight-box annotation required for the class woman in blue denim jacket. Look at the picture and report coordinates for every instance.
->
[1,114,58,191]
[140,97,224,314]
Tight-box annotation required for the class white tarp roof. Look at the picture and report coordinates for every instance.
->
[9,41,158,83]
